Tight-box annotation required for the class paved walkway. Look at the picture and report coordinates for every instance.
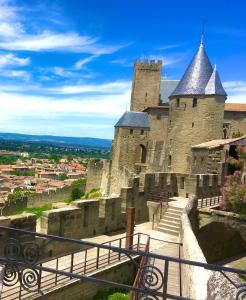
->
[1,221,183,299]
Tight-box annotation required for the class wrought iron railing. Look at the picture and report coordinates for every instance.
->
[0,226,245,300]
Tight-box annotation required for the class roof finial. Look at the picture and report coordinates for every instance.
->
[201,20,207,45]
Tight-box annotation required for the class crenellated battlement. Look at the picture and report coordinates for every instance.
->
[134,59,162,70]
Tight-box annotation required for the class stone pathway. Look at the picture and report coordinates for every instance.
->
[1,222,182,299]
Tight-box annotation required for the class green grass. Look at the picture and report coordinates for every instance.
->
[25,203,52,218]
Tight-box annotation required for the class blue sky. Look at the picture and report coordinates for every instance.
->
[0,0,245,139]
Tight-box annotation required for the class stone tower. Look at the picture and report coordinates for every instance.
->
[164,41,227,173]
[108,111,150,194]
[130,59,162,112]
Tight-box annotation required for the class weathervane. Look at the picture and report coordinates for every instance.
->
[201,20,207,44]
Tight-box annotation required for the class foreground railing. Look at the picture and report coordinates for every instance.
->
[130,235,150,300]
[0,226,245,300]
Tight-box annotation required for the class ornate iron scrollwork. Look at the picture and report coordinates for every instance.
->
[140,265,164,290]
[236,284,246,300]
[2,237,42,295]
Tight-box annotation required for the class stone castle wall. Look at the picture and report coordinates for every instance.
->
[86,159,105,192]
[130,60,162,112]
[224,111,246,137]
[146,108,169,172]
[1,183,85,216]
[165,96,225,173]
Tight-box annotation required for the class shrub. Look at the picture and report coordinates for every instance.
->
[25,203,52,218]
[220,171,246,214]
[71,187,84,201]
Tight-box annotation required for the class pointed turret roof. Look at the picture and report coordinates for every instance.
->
[204,65,227,96]
[170,42,214,97]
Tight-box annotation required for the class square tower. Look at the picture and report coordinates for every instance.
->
[130,59,162,112]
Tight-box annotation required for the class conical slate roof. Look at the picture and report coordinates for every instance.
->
[170,42,214,97]
[204,65,227,96]
[115,111,149,128]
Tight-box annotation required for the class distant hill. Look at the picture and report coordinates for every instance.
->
[0,132,112,149]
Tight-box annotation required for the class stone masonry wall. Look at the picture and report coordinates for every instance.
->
[130,60,162,112]
[86,159,105,192]
[181,196,210,300]
[224,111,246,137]
[165,96,225,173]
[146,108,169,172]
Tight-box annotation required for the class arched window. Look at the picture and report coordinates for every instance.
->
[135,144,147,164]
[140,144,147,163]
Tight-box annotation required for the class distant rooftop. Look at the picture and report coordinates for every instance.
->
[115,111,149,128]
[225,103,246,112]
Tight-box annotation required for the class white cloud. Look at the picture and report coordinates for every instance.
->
[0,89,131,120]
[0,70,30,80]
[223,81,246,103]
[0,2,125,54]
[0,53,30,68]
[110,58,133,67]
[0,30,125,54]
[49,81,132,94]
[158,44,181,51]
[74,55,98,69]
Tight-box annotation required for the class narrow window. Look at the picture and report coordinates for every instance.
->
[192,122,194,128]
[180,177,185,189]
[192,98,197,107]
[168,155,172,166]
[140,129,144,135]
[177,98,180,107]
[130,129,133,134]
[169,120,172,125]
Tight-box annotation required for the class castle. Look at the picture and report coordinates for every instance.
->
[86,40,246,196]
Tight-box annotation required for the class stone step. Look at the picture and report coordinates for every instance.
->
[159,220,181,228]
[157,227,179,236]
[168,206,184,212]
[162,215,181,223]
[158,222,180,231]
[167,208,183,215]
[164,211,182,218]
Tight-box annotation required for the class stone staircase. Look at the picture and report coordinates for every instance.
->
[157,205,184,236]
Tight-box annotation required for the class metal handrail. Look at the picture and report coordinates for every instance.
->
[0,226,245,300]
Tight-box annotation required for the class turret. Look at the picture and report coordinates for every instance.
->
[164,41,227,173]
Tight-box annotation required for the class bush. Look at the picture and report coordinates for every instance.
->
[220,171,246,214]
[71,187,84,201]
[82,188,102,199]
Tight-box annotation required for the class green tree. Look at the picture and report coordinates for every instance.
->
[71,187,84,201]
